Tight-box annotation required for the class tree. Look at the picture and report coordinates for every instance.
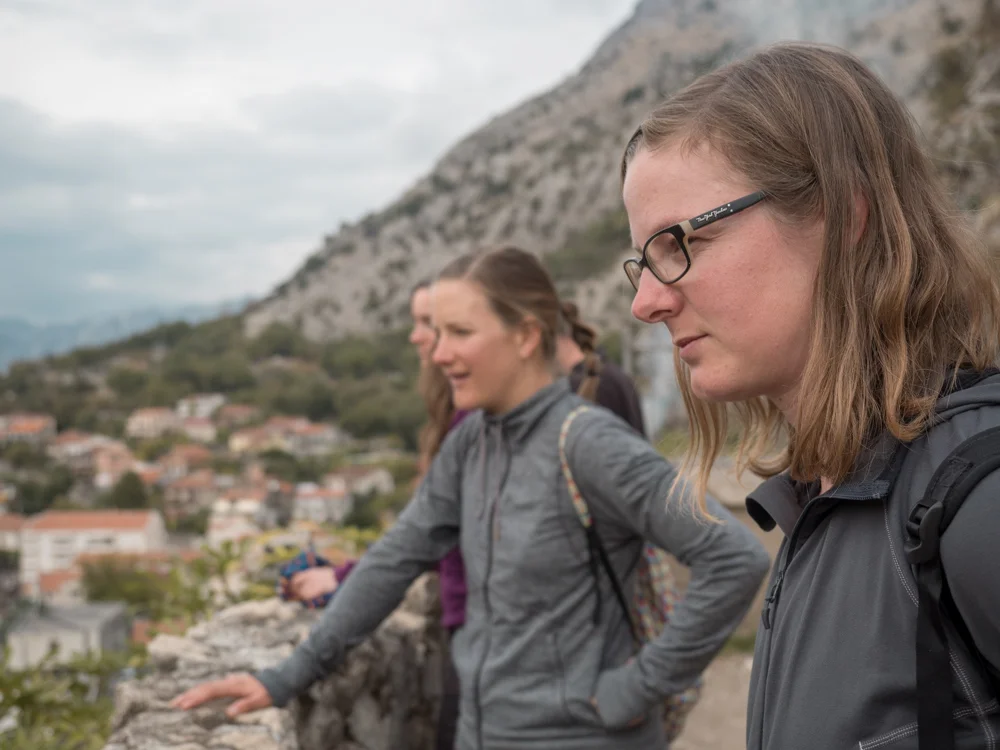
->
[248,322,313,361]
[343,490,380,530]
[106,367,149,398]
[102,472,149,510]
[1,442,49,470]
[11,466,74,516]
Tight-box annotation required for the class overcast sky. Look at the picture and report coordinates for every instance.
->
[0,0,636,324]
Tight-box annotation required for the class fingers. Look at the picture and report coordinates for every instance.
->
[169,674,245,711]
[226,696,260,718]
[170,681,222,710]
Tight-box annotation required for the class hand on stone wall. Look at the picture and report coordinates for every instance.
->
[170,672,272,718]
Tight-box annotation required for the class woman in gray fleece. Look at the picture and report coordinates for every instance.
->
[172,246,769,749]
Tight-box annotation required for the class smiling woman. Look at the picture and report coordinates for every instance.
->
[170,245,769,750]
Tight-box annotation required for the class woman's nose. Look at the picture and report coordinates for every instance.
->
[631,268,681,323]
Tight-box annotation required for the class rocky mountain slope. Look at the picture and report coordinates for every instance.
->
[243,0,1000,341]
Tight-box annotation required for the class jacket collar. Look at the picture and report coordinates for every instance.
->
[482,378,570,443]
[746,431,900,536]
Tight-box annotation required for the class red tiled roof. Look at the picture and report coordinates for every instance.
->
[0,514,25,531]
[6,415,55,435]
[218,404,258,417]
[38,568,81,595]
[136,466,164,486]
[167,469,216,490]
[162,444,213,465]
[25,510,156,532]
[52,429,93,446]
[130,407,175,419]
[221,486,267,502]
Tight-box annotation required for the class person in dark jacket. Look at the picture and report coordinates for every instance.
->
[557,300,646,437]
[172,246,769,750]
[621,41,1000,749]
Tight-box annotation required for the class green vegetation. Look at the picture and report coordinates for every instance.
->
[544,208,631,281]
[81,539,250,621]
[4,466,74,515]
[0,313,425,449]
[0,443,49,471]
[258,449,333,484]
[0,644,146,750]
[98,471,150,510]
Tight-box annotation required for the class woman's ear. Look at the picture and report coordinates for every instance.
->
[515,318,544,361]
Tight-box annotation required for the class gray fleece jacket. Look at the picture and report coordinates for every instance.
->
[746,373,1000,750]
[258,379,770,750]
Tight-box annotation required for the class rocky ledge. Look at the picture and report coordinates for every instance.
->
[104,574,443,750]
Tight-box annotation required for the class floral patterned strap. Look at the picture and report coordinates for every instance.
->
[559,405,593,528]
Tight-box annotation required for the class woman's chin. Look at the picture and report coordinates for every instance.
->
[451,389,480,412]
[689,369,744,403]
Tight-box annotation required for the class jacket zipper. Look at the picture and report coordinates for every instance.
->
[761,490,884,631]
[474,483,500,750]
[761,568,785,629]
[756,489,885,749]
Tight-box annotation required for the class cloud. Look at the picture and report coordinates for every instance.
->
[0,0,636,323]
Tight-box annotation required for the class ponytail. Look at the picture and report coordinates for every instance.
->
[560,301,603,401]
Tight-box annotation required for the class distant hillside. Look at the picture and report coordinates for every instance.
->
[242,0,1000,341]
[0,298,251,372]
[5,0,997,443]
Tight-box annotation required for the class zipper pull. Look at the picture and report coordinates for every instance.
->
[761,569,785,630]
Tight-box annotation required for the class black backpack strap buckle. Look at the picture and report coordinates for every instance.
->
[905,502,944,565]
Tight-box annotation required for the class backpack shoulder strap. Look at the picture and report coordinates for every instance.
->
[559,404,639,640]
[904,424,1000,750]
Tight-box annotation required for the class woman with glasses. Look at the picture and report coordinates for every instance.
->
[172,245,769,749]
[622,42,1000,750]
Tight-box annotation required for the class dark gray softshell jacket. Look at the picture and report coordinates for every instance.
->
[746,374,1000,749]
[258,379,770,750]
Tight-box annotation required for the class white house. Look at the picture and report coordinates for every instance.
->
[0,513,23,554]
[176,393,227,420]
[326,466,396,499]
[5,602,130,669]
[181,417,218,444]
[19,510,167,598]
[0,413,57,446]
[125,407,180,440]
[292,483,353,525]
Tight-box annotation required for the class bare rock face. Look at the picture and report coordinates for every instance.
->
[104,575,443,750]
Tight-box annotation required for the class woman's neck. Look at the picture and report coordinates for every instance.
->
[492,367,556,415]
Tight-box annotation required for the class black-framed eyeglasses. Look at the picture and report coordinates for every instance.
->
[623,190,767,290]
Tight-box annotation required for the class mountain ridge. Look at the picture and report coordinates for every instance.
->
[243,0,1000,344]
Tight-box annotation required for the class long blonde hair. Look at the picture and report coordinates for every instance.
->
[622,42,1000,506]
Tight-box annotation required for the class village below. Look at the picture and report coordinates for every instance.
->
[0,319,432,749]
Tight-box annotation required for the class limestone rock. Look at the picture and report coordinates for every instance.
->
[104,574,442,750]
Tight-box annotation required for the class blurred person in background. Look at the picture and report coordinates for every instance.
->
[279,278,469,750]
[557,300,645,437]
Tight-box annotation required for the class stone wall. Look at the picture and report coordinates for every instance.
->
[104,574,443,750]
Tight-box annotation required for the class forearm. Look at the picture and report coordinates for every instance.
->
[593,498,768,722]
[257,510,457,705]
[638,497,768,692]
